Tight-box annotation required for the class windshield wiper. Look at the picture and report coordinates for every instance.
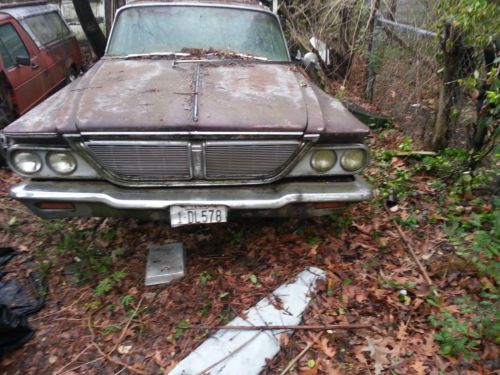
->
[123,52,191,59]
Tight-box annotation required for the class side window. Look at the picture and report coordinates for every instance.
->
[0,23,29,69]
[24,12,71,46]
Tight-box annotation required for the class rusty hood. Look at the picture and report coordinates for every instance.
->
[74,59,308,134]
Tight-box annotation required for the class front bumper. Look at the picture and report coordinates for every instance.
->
[10,176,372,220]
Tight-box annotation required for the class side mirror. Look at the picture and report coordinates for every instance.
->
[302,52,319,69]
[16,56,31,66]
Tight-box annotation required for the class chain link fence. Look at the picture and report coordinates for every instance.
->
[365,13,441,142]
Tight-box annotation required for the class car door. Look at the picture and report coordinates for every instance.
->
[0,21,45,115]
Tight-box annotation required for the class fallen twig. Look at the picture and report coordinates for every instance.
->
[59,302,147,375]
[32,291,90,321]
[195,331,261,375]
[384,203,434,286]
[280,340,315,375]
[185,323,372,331]
[54,344,92,375]
[108,296,145,356]
[92,343,146,375]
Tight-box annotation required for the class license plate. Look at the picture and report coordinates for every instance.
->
[170,205,228,227]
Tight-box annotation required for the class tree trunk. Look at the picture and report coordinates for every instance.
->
[430,23,464,151]
[469,42,499,152]
[72,0,107,58]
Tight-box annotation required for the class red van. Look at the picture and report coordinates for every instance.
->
[0,1,83,128]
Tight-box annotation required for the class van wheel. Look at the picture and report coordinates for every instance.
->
[65,67,78,84]
[0,80,14,130]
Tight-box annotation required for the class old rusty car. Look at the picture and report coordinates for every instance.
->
[0,1,83,129]
[1,0,372,227]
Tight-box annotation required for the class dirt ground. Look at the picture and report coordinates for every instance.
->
[0,131,497,375]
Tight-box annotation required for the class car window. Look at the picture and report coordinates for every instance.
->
[24,12,71,46]
[0,23,29,69]
[107,6,289,61]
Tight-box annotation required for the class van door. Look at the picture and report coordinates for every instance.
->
[22,12,73,91]
[0,22,45,115]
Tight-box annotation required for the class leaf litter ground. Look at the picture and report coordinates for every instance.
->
[0,132,497,374]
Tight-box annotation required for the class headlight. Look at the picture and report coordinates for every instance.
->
[310,149,337,172]
[47,151,77,175]
[12,151,42,174]
[341,149,366,172]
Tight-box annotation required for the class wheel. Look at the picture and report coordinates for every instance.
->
[65,67,78,84]
[0,79,14,166]
[0,79,14,130]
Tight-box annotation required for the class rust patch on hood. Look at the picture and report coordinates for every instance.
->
[75,60,308,133]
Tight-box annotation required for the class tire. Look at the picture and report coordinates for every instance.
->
[0,89,13,130]
[0,79,14,166]
[65,67,78,84]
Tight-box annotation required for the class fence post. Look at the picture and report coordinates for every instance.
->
[365,0,381,102]
[365,19,380,102]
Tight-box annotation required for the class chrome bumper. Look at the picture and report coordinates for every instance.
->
[10,177,372,219]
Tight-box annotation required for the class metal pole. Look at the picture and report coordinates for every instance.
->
[377,16,437,38]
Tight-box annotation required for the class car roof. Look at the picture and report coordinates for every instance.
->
[125,0,268,10]
[0,2,58,21]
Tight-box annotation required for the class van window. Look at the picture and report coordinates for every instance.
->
[24,12,71,46]
[0,23,29,69]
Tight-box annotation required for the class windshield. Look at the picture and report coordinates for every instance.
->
[106,6,289,61]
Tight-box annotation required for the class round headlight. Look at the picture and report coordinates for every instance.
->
[11,151,42,174]
[341,149,366,172]
[47,151,77,175]
[310,150,337,172]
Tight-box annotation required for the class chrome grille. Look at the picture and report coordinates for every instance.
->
[83,140,301,183]
[85,142,191,179]
[205,142,299,178]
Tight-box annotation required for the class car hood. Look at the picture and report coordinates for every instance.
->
[74,59,308,134]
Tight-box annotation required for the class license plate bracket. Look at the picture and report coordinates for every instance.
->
[170,205,228,227]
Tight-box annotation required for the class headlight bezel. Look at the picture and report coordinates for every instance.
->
[288,143,370,177]
[7,145,98,179]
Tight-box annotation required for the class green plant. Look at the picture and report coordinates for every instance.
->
[443,198,500,279]
[430,311,480,359]
[175,320,191,339]
[436,0,499,47]
[102,324,121,336]
[230,229,245,245]
[121,294,135,307]
[199,271,212,284]
[95,270,126,296]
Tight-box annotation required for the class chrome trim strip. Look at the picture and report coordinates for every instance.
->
[193,64,201,122]
[3,132,60,138]
[10,176,373,211]
[79,131,305,137]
